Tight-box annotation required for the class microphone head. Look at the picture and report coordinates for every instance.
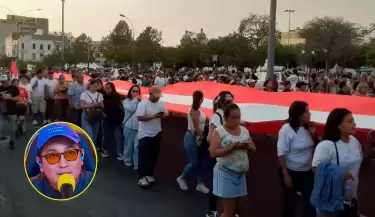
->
[57,174,76,193]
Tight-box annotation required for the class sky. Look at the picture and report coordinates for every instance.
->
[1,0,374,46]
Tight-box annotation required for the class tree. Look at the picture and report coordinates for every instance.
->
[363,43,375,67]
[70,33,94,64]
[101,20,133,64]
[238,13,280,49]
[299,16,366,70]
[135,26,163,66]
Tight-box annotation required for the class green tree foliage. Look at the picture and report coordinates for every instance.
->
[100,20,133,64]
[135,26,163,66]
[239,13,281,49]
[37,15,375,70]
[299,17,365,69]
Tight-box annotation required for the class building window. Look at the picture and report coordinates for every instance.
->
[32,53,36,60]
[48,44,51,50]
[32,43,36,49]
[21,43,24,49]
[40,44,43,50]
[40,53,44,59]
[95,52,101,58]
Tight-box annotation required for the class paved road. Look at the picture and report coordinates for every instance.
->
[0,122,207,217]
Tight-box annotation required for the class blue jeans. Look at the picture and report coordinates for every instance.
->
[123,127,139,169]
[81,112,101,148]
[180,131,204,184]
[102,118,123,155]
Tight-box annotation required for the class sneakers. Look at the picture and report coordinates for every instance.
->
[176,176,210,193]
[117,153,123,161]
[176,176,188,191]
[145,176,155,184]
[206,211,220,217]
[196,183,209,194]
[101,151,109,158]
[138,177,151,188]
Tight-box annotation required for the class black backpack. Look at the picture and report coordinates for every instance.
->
[199,112,223,151]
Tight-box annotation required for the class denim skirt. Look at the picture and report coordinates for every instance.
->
[213,164,247,198]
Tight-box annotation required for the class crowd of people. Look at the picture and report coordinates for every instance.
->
[114,68,375,97]
[0,67,374,217]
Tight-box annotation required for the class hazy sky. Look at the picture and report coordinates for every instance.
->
[1,0,374,46]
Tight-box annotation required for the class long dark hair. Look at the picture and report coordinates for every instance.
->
[213,95,219,112]
[105,82,119,96]
[286,101,309,132]
[215,91,234,110]
[127,84,141,99]
[192,90,203,110]
[322,108,352,142]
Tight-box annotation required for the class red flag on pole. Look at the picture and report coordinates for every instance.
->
[10,60,19,78]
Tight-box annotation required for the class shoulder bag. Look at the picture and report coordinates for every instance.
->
[85,92,104,122]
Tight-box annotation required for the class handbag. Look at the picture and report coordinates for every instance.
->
[85,92,104,122]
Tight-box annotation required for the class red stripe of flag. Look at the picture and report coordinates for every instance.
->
[10,60,19,78]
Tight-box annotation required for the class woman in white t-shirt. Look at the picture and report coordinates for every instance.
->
[277,101,317,217]
[312,108,372,217]
[80,79,104,148]
[210,103,256,217]
[206,91,235,217]
[176,90,209,194]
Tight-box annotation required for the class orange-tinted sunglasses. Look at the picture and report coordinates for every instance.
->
[41,149,82,165]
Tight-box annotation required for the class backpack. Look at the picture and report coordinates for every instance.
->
[199,112,223,151]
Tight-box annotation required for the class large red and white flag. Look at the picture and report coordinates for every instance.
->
[114,81,374,139]
[59,76,374,140]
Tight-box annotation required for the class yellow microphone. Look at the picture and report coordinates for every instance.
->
[57,174,76,199]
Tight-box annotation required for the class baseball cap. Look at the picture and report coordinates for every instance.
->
[36,123,80,151]
[149,85,162,98]
[0,75,9,81]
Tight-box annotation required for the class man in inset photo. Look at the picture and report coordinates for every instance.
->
[30,123,94,199]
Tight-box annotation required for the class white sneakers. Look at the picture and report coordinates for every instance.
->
[176,176,209,194]
[32,120,47,125]
[196,183,209,194]
[138,176,156,188]
[176,176,188,190]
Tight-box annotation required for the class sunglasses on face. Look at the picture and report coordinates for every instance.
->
[40,149,82,165]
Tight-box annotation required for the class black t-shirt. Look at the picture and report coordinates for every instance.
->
[0,85,20,115]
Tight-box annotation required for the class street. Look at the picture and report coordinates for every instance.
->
[0,121,206,217]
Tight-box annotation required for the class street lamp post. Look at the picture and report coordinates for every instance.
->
[119,14,135,70]
[267,0,277,80]
[0,6,42,58]
[284,9,295,46]
[61,0,65,68]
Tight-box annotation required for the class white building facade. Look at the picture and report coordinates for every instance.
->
[5,32,61,61]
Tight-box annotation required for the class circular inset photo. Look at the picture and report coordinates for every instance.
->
[24,122,98,201]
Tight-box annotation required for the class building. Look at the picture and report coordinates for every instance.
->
[91,41,106,64]
[197,28,208,44]
[0,15,49,55]
[280,27,305,46]
[180,28,208,45]
[5,32,62,62]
